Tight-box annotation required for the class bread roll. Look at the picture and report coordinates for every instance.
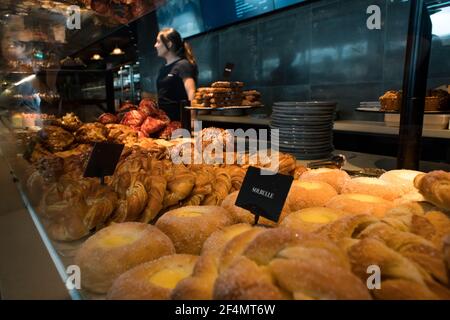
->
[298,168,350,193]
[341,177,402,201]
[280,207,349,233]
[287,180,338,211]
[414,171,450,211]
[213,228,371,300]
[379,169,424,194]
[221,191,290,226]
[107,254,197,300]
[75,222,175,293]
[325,194,394,218]
[155,206,233,255]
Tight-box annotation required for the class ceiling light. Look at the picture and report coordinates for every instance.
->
[110,46,124,55]
[91,54,103,61]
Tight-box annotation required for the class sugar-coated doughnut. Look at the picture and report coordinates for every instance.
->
[341,177,403,201]
[379,169,424,194]
[155,206,233,255]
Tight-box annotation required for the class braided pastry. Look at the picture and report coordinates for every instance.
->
[213,228,371,300]
[202,168,232,206]
[163,165,196,208]
[183,165,215,206]
[171,224,256,300]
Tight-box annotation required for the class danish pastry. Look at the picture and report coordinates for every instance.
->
[75,222,175,293]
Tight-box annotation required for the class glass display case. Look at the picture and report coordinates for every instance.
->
[1,0,450,301]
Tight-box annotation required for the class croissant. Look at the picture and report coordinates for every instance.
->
[111,180,148,222]
[140,175,167,223]
[227,165,246,192]
[183,165,215,206]
[42,180,118,241]
[84,186,118,230]
[202,168,232,206]
[414,171,450,211]
[45,200,91,241]
[163,165,196,208]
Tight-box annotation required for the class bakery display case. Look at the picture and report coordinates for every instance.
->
[1,0,450,301]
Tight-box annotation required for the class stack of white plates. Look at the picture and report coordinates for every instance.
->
[270,101,337,160]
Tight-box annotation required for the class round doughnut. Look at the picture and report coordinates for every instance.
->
[74,222,175,294]
[280,207,350,233]
[221,191,291,226]
[325,194,394,218]
[287,180,338,211]
[298,168,350,193]
[107,254,198,300]
[155,206,233,255]
[379,169,424,194]
[341,177,403,201]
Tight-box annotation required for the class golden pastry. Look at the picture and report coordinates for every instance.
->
[287,180,338,211]
[414,171,450,211]
[325,194,394,218]
[341,177,403,201]
[75,222,175,294]
[155,206,233,255]
[298,168,350,192]
[213,228,371,300]
[171,224,255,300]
[280,207,349,233]
[107,254,198,300]
[221,191,291,226]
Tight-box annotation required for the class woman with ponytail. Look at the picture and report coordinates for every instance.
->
[154,28,198,121]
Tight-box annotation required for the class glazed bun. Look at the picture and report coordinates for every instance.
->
[155,206,233,255]
[341,177,403,201]
[280,207,349,233]
[75,222,175,293]
[325,194,394,218]
[298,168,350,193]
[107,254,198,300]
[221,191,290,226]
[379,169,424,194]
[287,180,337,211]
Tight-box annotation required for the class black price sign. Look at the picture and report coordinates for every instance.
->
[223,62,235,79]
[235,166,293,224]
[83,142,124,184]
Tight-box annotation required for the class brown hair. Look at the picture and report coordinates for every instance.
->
[158,28,197,67]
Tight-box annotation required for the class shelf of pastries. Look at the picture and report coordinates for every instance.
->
[1,107,450,300]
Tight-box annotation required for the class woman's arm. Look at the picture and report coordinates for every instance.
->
[183,77,197,128]
[183,77,196,101]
